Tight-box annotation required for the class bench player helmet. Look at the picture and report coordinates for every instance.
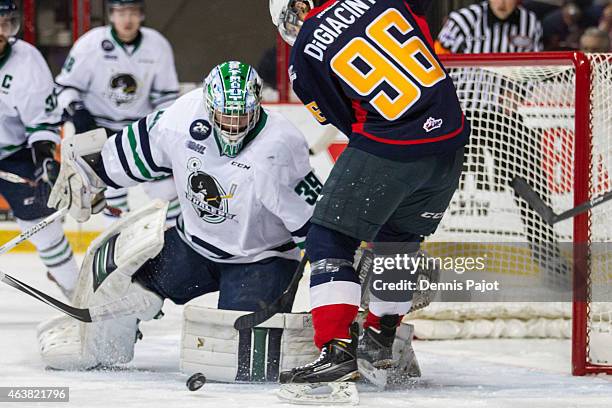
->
[270,0,316,46]
[107,0,144,19]
[0,0,20,38]
[204,61,263,158]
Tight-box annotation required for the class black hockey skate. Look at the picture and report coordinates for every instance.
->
[357,315,421,388]
[277,337,360,405]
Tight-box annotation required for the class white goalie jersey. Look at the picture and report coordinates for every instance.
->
[0,39,61,159]
[100,89,317,263]
[55,26,179,131]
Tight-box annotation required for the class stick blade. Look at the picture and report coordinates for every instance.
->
[510,176,556,224]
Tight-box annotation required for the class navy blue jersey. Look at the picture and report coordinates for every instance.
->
[290,0,470,161]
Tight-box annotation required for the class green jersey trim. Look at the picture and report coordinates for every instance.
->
[110,26,143,55]
[0,42,13,70]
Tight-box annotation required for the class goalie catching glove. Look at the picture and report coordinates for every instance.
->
[47,128,108,222]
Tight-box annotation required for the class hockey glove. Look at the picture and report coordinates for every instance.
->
[32,141,60,188]
[48,128,108,222]
[64,101,97,134]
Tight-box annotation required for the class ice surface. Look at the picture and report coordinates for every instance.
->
[1,253,611,408]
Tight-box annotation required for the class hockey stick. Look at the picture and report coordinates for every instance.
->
[233,256,308,330]
[0,208,69,257]
[0,170,35,185]
[511,176,612,225]
[309,126,338,156]
[357,248,374,309]
[0,270,150,322]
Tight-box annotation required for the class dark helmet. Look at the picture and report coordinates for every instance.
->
[0,0,19,37]
[0,0,17,13]
[107,0,144,7]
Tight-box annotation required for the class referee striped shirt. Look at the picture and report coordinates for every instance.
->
[435,1,543,111]
[436,1,543,54]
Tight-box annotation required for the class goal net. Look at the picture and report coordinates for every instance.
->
[406,52,612,375]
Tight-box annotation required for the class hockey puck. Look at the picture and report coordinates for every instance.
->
[186,372,206,391]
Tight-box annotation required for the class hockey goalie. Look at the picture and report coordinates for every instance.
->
[38,61,320,371]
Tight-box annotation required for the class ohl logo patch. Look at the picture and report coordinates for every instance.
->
[189,120,212,141]
[185,158,237,224]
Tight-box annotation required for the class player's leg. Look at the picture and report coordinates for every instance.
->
[133,228,220,305]
[281,147,429,387]
[217,257,298,312]
[141,177,181,227]
[0,149,79,297]
[358,147,464,385]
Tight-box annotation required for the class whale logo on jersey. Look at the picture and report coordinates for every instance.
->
[185,158,237,224]
[107,74,138,107]
[189,119,212,141]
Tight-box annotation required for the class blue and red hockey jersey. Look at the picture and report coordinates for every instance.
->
[290,0,470,161]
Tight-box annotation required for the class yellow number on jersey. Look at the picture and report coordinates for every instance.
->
[330,8,446,121]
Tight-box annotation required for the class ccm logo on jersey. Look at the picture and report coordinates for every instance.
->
[421,211,445,219]
[231,161,251,170]
[190,120,212,141]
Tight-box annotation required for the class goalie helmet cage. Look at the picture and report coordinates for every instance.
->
[276,49,612,376]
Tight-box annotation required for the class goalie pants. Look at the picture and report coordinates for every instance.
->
[306,146,465,348]
[134,228,299,311]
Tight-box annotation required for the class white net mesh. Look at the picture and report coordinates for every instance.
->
[407,54,612,368]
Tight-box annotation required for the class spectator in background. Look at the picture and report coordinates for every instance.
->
[534,1,607,49]
[598,2,612,41]
[580,26,611,51]
[435,0,543,54]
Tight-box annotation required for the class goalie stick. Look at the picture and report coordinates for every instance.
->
[233,255,308,330]
[511,176,612,225]
[0,270,151,322]
[0,170,34,185]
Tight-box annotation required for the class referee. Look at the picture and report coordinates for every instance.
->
[435,1,568,288]
[435,0,543,54]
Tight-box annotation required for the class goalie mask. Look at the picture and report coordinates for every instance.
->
[203,61,263,158]
[270,0,315,46]
[0,0,20,38]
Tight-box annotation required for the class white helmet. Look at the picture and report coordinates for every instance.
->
[269,0,314,46]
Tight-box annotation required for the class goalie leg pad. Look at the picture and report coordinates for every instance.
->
[181,305,320,383]
[37,201,168,370]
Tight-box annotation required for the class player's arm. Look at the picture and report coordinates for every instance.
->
[19,54,63,187]
[291,55,353,137]
[256,134,319,248]
[48,110,173,222]
[532,18,544,52]
[435,14,466,55]
[150,36,180,109]
[55,37,96,133]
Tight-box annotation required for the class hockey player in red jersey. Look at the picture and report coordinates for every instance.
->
[270,0,470,403]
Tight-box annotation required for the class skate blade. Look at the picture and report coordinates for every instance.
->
[357,358,388,390]
[277,376,359,405]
